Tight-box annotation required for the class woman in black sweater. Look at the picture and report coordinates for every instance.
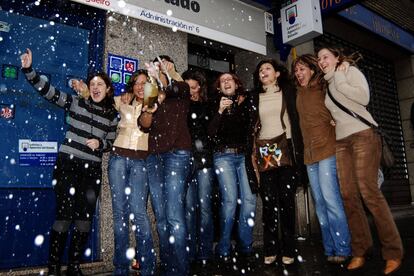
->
[208,72,257,263]
[182,70,215,266]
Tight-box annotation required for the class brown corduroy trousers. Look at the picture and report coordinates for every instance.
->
[336,128,403,260]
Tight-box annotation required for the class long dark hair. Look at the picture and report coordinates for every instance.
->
[253,59,291,94]
[86,72,115,111]
[316,46,362,68]
[182,70,208,102]
[292,54,325,88]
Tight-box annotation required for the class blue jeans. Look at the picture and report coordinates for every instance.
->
[185,167,214,261]
[146,150,191,276]
[213,153,257,257]
[108,154,156,276]
[306,155,351,257]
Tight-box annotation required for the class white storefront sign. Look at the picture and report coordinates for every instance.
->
[71,0,267,55]
[281,0,323,46]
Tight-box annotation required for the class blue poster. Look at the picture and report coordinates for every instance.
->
[107,53,139,96]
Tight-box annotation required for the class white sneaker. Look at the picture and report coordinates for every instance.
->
[282,256,294,265]
[264,255,277,264]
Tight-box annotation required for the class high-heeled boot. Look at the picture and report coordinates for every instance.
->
[47,230,68,276]
[66,230,89,276]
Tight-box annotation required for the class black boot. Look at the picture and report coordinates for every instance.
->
[66,230,89,276]
[47,230,68,276]
[66,264,84,276]
[47,264,61,276]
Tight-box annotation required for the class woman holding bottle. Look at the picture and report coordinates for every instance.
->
[108,69,156,276]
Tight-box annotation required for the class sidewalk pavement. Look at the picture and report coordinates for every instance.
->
[88,204,414,276]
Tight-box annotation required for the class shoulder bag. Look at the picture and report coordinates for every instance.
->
[327,89,395,168]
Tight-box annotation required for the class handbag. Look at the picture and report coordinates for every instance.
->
[254,97,292,172]
[327,89,395,168]
[255,133,292,172]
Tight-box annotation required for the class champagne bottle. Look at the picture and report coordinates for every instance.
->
[144,75,158,108]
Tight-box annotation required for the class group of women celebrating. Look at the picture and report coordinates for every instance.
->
[20,45,402,276]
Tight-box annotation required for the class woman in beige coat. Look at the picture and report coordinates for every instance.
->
[108,70,156,276]
[317,47,403,275]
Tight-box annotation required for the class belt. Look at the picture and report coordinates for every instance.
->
[217,148,241,154]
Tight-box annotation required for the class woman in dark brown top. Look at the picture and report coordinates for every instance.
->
[293,54,351,263]
[138,55,191,276]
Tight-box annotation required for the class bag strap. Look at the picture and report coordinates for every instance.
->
[326,88,376,129]
[280,95,287,131]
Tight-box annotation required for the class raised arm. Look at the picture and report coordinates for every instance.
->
[21,48,73,109]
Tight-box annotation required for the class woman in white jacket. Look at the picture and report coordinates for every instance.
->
[108,70,156,276]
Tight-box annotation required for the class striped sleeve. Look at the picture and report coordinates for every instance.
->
[98,114,118,152]
[22,66,72,109]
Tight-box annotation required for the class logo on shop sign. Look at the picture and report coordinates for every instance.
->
[124,59,137,72]
[1,104,14,119]
[110,71,122,84]
[110,56,122,70]
[286,5,298,25]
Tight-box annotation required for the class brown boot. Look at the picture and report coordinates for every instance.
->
[383,259,402,275]
[347,257,365,270]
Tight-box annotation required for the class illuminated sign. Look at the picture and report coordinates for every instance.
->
[107,53,138,96]
[2,64,18,80]
[1,103,15,120]
[319,0,358,14]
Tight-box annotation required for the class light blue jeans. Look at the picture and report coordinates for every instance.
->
[108,154,156,276]
[185,167,214,261]
[146,150,191,276]
[306,155,351,257]
[213,152,256,257]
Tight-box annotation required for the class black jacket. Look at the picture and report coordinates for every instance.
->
[188,101,213,170]
[208,92,259,194]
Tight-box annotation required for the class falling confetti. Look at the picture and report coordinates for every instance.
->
[34,235,44,246]
[126,248,135,260]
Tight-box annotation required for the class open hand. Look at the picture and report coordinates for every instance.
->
[121,92,133,104]
[71,79,89,98]
[145,62,160,81]
[20,48,32,68]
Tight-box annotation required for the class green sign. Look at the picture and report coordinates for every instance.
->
[2,65,18,80]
